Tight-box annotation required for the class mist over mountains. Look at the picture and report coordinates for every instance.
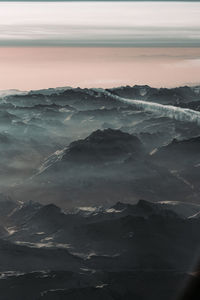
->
[0,84,200,299]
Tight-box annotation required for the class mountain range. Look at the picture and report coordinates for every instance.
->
[0,84,200,299]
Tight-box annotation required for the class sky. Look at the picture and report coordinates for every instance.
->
[0,0,196,1]
[0,1,199,90]
[0,2,199,47]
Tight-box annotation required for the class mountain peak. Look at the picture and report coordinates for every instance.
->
[37,204,61,217]
[136,199,155,211]
[63,129,144,163]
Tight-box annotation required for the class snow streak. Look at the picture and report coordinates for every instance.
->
[94,89,200,125]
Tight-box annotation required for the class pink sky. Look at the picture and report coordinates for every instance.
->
[0,47,200,90]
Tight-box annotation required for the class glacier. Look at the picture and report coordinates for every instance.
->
[93,88,200,125]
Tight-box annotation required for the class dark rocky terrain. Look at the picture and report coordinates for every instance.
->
[0,196,200,300]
